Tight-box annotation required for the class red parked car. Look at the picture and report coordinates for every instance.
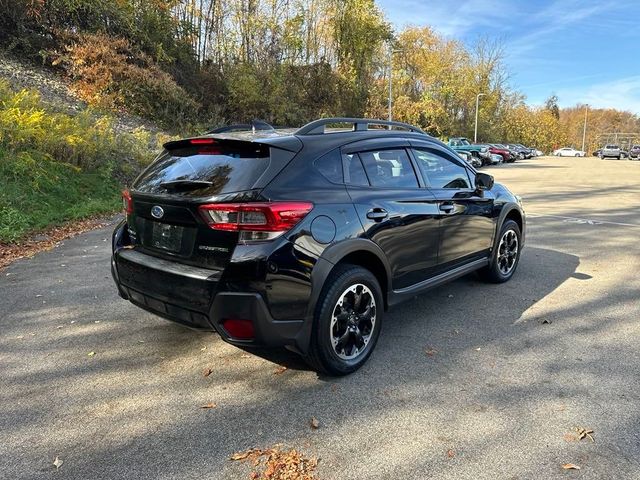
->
[489,144,514,163]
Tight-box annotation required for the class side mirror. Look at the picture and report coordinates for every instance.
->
[475,172,494,191]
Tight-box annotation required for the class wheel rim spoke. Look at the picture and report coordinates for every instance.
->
[497,229,519,275]
[330,283,376,360]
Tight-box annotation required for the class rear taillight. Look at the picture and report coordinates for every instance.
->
[199,202,313,241]
[122,190,133,215]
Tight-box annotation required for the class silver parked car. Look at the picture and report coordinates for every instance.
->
[600,145,621,159]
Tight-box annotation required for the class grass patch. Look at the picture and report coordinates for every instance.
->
[0,80,170,243]
[0,148,121,242]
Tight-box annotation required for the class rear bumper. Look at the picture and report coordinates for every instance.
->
[111,228,306,350]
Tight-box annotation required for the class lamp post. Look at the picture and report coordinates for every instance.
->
[474,93,486,143]
[581,104,589,153]
[388,47,402,123]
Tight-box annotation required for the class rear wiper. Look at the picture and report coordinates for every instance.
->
[160,180,213,190]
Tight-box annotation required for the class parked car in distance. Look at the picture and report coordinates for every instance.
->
[629,145,640,159]
[111,117,526,375]
[447,137,491,165]
[488,144,513,163]
[515,144,535,158]
[508,144,532,159]
[620,149,629,159]
[600,145,621,159]
[553,147,585,157]
[457,150,482,168]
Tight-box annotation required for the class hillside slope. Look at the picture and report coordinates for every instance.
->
[0,53,167,256]
[0,53,161,135]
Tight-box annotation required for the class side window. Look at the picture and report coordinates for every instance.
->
[314,149,343,184]
[358,149,419,188]
[412,148,472,189]
[342,153,369,186]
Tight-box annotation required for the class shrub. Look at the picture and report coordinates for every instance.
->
[0,80,169,242]
[55,33,199,129]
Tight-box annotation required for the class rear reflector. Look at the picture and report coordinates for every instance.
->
[222,319,255,339]
[122,189,133,215]
[199,202,313,239]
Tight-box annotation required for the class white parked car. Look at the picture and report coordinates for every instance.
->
[553,147,585,157]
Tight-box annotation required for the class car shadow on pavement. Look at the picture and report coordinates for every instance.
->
[241,245,580,375]
[5,231,640,479]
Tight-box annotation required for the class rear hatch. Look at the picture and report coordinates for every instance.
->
[125,137,294,271]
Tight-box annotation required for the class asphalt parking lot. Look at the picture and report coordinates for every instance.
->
[1,156,639,479]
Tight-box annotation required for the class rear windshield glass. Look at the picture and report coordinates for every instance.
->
[133,143,270,196]
[605,145,619,149]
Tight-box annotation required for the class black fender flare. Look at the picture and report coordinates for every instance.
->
[292,238,392,355]
[491,203,526,258]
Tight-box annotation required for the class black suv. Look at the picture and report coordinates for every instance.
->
[111,118,526,375]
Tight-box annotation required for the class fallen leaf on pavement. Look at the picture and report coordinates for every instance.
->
[447,449,455,459]
[425,347,438,357]
[230,450,254,461]
[274,365,287,375]
[200,346,207,351]
[201,402,217,409]
[575,427,594,442]
[310,417,320,429]
[0,216,110,270]
[53,456,63,470]
[230,446,318,479]
[87,351,95,357]
[562,463,580,470]
[203,367,214,377]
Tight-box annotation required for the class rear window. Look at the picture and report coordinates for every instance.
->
[359,149,419,188]
[605,145,619,149]
[133,143,270,196]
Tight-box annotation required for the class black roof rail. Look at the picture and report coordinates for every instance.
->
[207,120,275,134]
[295,117,426,135]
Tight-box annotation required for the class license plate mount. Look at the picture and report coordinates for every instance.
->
[150,222,183,252]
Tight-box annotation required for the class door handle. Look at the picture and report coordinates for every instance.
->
[439,203,455,213]
[366,208,389,221]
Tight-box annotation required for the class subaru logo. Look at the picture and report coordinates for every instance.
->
[151,206,164,219]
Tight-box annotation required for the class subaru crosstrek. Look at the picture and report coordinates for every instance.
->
[111,118,526,375]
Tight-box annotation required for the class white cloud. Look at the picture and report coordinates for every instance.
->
[505,0,615,57]
[556,76,640,114]
[381,0,516,37]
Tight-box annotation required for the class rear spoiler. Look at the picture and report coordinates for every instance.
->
[163,135,302,153]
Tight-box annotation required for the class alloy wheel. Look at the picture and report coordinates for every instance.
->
[497,229,519,275]
[330,284,376,360]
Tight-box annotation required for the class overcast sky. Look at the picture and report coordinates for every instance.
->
[376,0,640,113]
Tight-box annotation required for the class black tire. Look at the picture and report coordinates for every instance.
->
[305,264,383,375]
[478,219,522,284]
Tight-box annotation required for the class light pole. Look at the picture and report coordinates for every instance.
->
[474,93,486,143]
[581,104,589,153]
[387,47,401,123]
